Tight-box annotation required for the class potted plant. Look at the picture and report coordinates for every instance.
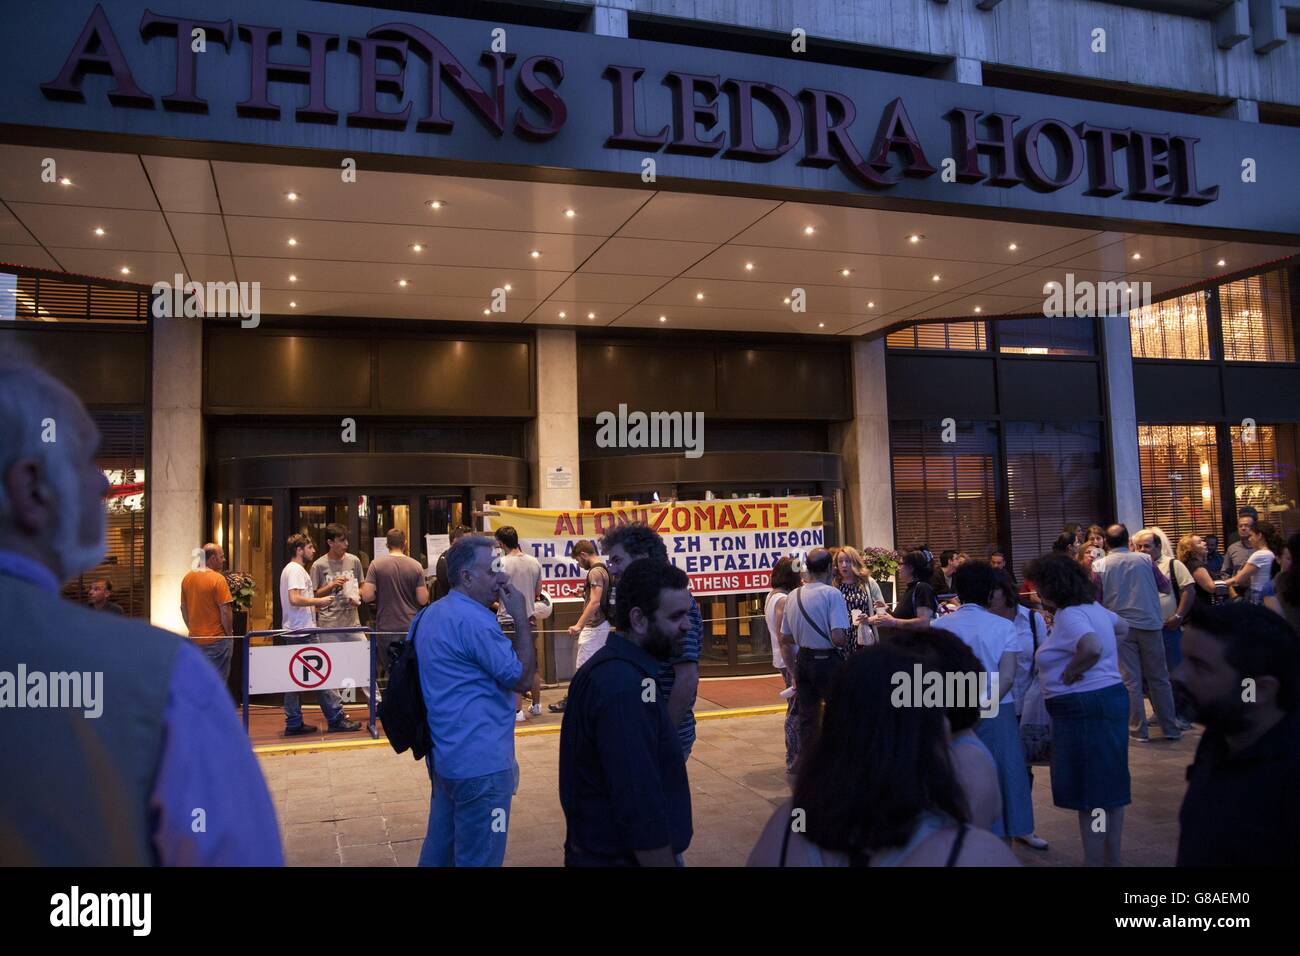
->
[223,569,256,635]
[859,547,902,604]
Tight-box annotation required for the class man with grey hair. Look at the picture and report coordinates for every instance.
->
[0,354,282,865]
[415,533,535,866]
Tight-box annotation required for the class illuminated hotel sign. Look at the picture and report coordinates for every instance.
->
[39,4,1219,205]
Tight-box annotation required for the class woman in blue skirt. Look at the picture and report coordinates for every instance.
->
[1023,553,1132,866]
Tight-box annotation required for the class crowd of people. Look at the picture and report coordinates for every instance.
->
[5,353,1300,868]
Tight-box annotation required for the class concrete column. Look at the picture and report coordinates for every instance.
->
[834,338,894,548]
[1102,314,1145,531]
[940,56,983,85]
[1221,98,1259,123]
[589,4,629,38]
[149,314,204,634]
[532,329,581,509]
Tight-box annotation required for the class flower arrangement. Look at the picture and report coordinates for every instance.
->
[223,570,256,611]
[859,547,902,582]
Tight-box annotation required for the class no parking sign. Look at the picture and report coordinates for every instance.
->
[248,641,371,695]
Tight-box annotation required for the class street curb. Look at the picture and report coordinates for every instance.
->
[255,704,786,756]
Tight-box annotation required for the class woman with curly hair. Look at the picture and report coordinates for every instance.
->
[835,546,886,651]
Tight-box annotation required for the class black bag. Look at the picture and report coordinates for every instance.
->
[378,606,432,760]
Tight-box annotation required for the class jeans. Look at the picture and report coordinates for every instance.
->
[1161,625,1182,671]
[793,650,840,767]
[195,638,232,682]
[419,756,519,867]
[1118,626,1180,738]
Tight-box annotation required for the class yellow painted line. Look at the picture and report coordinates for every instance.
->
[255,704,786,756]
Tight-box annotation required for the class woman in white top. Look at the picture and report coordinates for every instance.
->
[1223,520,1280,605]
[1022,552,1130,867]
[765,556,801,774]
[747,644,1017,868]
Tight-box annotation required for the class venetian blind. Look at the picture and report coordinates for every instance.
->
[890,420,999,557]
[1130,291,1210,360]
[1137,424,1223,543]
[1005,422,1105,578]
[887,321,988,351]
[1230,423,1300,537]
[1220,270,1295,363]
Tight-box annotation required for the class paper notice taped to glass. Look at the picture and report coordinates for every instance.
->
[546,466,574,490]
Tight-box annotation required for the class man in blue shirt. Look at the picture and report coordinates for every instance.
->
[600,523,703,759]
[560,559,694,866]
[415,533,536,867]
[0,354,281,865]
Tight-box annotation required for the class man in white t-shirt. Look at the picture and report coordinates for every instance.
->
[494,526,545,721]
[280,533,361,737]
[779,548,850,767]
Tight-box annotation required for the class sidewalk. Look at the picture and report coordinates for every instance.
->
[245,673,788,751]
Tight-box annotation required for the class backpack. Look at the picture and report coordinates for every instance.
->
[378,606,433,760]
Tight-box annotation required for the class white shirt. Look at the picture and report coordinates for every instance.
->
[279,561,316,631]
[1010,605,1043,711]
[1034,602,1125,699]
[1246,549,1275,603]
[780,581,850,650]
[930,604,1018,702]
[765,590,788,670]
[1157,556,1193,620]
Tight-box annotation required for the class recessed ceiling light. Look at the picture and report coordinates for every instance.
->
[908,234,921,244]
[398,279,409,288]
[411,243,423,252]
[530,250,541,259]
[818,322,825,328]
[288,274,297,282]
[1216,259,1226,267]
[931,274,941,282]
[783,297,791,305]
[587,312,595,319]
[289,301,297,308]
[1131,252,1142,260]
[427,200,444,210]
[974,306,982,313]
[504,283,512,291]
[286,191,299,201]
[59,177,72,186]
[659,315,667,322]
[1008,243,1018,251]
[804,226,815,236]
[744,262,754,271]
[867,301,876,308]
[559,311,566,318]
[840,268,851,277]
[564,208,576,218]
[483,309,490,315]
[287,237,297,246]
[93,227,105,237]
[119,266,130,275]
[696,292,704,300]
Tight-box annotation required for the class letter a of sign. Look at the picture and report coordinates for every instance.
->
[40,4,154,106]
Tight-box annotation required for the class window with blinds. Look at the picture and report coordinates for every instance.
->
[998,316,1096,355]
[1137,424,1223,543]
[1230,423,1299,536]
[61,412,147,617]
[1005,422,1105,577]
[0,270,147,323]
[1130,291,1210,360]
[1220,270,1296,363]
[887,321,988,351]
[890,420,999,557]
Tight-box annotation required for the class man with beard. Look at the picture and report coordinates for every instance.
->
[599,522,703,759]
[0,354,281,864]
[559,558,694,866]
[1173,602,1300,865]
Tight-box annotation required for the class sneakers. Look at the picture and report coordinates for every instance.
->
[1162,731,1183,742]
[548,697,567,713]
[1176,717,1193,731]
[284,722,317,736]
[528,703,543,717]
[328,718,362,733]
[1130,731,1150,743]
[1015,833,1049,851]
[516,709,527,723]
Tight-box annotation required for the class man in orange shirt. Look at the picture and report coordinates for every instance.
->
[181,543,235,682]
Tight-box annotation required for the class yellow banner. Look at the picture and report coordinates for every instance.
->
[488,497,824,600]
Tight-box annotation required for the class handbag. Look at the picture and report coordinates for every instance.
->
[1018,609,1053,765]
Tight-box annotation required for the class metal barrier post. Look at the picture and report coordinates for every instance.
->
[368,627,378,738]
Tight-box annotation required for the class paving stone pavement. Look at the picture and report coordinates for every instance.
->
[259,713,1196,867]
